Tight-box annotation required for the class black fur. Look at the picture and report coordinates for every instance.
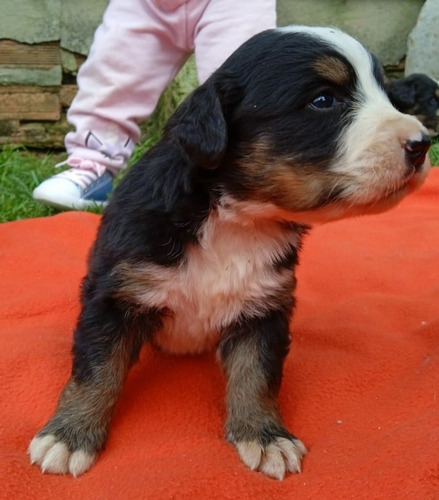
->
[30,27,429,479]
[30,28,375,474]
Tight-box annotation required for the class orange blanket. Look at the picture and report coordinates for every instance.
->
[1,170,438,500]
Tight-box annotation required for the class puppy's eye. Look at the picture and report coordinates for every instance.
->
[310,94,338,109]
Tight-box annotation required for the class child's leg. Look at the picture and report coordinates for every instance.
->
[65,0,192,175]
[192,0,276,83]
[33,0,199,210]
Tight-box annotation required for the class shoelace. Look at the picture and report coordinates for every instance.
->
[55,157,107,191]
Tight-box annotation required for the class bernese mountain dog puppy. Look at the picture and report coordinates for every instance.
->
[29,26,431,480]
[387,73,439,136]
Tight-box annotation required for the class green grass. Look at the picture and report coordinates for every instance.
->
[0,59,199,223]
[1,130,438,224]
[0,146,63,222]
[0,135,161,223]
[430,137,439,166]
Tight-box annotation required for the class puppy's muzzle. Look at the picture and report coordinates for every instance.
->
[403,133,431,171]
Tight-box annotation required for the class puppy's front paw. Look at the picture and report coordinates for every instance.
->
[28,434,97,477]
[235,436,307,480]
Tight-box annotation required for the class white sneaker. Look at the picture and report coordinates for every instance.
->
[33,160,114,210]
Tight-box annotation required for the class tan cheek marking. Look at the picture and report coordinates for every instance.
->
[314,56,351,86]
[238,141,340,211]
[435,88,439,99]
[258,163,328,210]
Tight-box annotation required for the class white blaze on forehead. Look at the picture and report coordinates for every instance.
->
[277,26,388,105]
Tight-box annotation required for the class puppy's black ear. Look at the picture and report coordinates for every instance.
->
[387,79,416,111]
[166,77,241,169]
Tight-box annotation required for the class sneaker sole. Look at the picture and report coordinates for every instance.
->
[33,192,108,211]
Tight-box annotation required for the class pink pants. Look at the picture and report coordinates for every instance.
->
[65,0,276,174]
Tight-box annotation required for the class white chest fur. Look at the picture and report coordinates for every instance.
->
[116,209,300,354]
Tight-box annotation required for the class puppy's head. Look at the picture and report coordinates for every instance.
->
[386,73,439,136]
[166,26,431,224]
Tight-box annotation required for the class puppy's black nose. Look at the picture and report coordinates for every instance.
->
[403,133,431,170]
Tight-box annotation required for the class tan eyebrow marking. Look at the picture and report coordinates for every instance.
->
[314,56,351,85]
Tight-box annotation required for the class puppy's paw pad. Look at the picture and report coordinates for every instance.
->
[28,434,96,477]
[236,437,307,480]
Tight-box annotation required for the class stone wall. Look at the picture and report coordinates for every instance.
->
[0,0,108,147]
[0,0,437,147]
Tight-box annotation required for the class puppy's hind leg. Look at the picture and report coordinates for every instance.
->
[219,309,307,480]
[29,289,160,477]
